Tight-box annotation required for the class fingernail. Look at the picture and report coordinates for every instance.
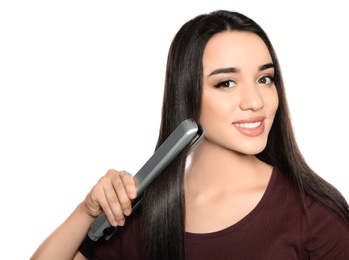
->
[118,219,125,226]
[112,220,118,227]
[129,191,136,199]
[124,208,131,216]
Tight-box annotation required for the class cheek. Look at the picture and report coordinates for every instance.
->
[200,95,219,122]
[265,89,279,127]
[200,90,235,123]
[269,89,279,116]
[200,97,224,130]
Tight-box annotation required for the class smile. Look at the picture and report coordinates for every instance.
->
[233,117,265,137]
[234,122,262,129]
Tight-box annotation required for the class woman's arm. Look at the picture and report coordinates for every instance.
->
[31,203,92,260]
[30,169,137,260]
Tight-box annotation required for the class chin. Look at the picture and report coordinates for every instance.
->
[234,141,268,156]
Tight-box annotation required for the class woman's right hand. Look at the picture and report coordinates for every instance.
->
[81,169,138,227]
[31,169,138,260]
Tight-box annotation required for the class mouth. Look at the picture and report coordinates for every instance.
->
[234,121,262,129]
[232,117,265,137]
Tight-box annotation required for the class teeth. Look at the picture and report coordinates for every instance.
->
[235,121,262,129]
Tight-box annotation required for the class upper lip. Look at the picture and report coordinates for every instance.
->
[233,116,265,124]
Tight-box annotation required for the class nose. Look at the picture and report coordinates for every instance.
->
[239,82,264,111]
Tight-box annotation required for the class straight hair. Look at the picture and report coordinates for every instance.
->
[141,10,349,260]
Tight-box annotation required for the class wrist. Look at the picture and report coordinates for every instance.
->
[76,202,99,224]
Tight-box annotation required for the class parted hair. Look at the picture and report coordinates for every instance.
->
[141,10,349,260]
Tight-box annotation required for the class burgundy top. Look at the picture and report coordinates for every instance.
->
[80,168,349,259]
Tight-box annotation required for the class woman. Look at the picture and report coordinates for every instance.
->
[31,10,349,260]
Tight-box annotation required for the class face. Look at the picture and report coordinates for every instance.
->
[200,31,279,155]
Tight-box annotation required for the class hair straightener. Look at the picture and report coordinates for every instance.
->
[83,118,204,246]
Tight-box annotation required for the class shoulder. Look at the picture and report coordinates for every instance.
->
[273,168,349,257]
[268,167,301,204]
[303,194,349,257]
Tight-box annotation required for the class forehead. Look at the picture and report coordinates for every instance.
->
[203,31,272,72]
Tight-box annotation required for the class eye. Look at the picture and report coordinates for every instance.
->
[258,75,274,85]
[214,80,236,89]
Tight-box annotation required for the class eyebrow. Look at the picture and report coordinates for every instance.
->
[207,63,274,77]
[259,63,274,71]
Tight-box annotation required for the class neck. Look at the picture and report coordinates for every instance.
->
[185,139,272,194]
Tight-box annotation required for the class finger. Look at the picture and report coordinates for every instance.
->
[119,171,137,200]
[103,176,127,226]
[95,187,120,227]
[109,171,134,217]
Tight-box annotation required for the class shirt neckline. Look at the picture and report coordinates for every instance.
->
[186,167,278,238]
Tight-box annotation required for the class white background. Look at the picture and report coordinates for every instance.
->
[1,1,348,259]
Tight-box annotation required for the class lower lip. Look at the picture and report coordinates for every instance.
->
[234,121,265,137]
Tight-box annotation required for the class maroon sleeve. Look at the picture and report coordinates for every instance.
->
[303,197,349,259]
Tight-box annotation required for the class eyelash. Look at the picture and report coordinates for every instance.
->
[214,80,236,88]
[258,75,275,85]
[214,75,275,89]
